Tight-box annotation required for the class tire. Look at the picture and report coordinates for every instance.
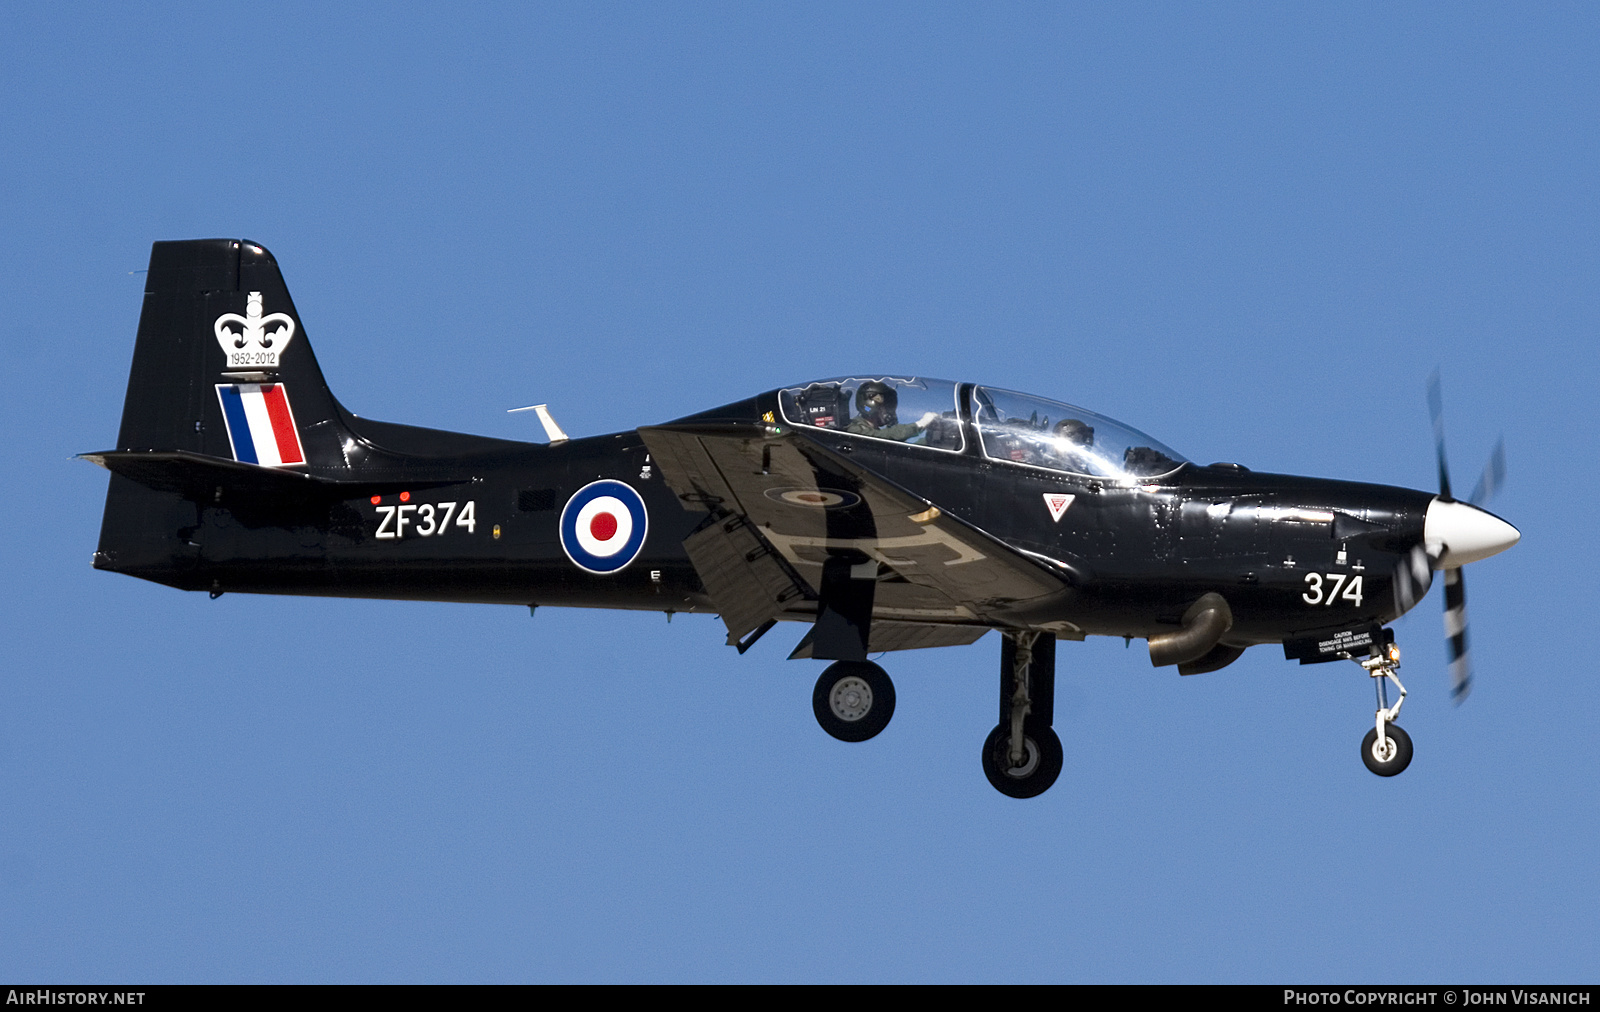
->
[981,723,1064,799]
[1361,723,1414,777]
[812,661,896,742]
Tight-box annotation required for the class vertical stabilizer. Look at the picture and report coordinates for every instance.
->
[114,239,348,466]
[94,239,353,588]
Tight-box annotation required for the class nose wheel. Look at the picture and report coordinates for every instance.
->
[1361,722,1413,776]
[812,661,895,742]
[1357,637,1413,777]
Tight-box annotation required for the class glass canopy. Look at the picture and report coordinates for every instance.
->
[778,377,965,451]
[778,376,1187,480]
[971,385,1186,479]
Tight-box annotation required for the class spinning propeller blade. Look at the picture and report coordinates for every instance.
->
[1423,373,1510,705]
[1426,369,1453,501]
[1392,542,1436,616]
[1443,567,1471,702]
[1467,436,1507,507]
[1428,370,1468,701]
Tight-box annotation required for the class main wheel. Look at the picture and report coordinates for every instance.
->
[981,723,1064,799]
[812,661,896,742]
[1361,723,1414,777]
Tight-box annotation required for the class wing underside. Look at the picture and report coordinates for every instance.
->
[640,423,1074,651]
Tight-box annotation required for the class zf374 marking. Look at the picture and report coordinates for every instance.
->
[374,500,477,539]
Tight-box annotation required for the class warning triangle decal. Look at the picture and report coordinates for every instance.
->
[1043,493,1075,522]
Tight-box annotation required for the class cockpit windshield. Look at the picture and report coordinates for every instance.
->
[972,386,1186,479]
[778,377,964,451]
[776,376,1186,479]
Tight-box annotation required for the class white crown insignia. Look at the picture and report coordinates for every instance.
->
[214,292,296,369]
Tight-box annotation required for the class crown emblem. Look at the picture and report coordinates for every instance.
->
[214,292,296,369]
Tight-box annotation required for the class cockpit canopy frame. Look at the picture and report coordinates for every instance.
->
[970,385,1187,481]
[778,377,966,453]
[777,376,1187,482]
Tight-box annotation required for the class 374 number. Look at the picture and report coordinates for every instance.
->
[1302,572,1363,606]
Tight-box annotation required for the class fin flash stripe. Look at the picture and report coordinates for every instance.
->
[216,384,305,467]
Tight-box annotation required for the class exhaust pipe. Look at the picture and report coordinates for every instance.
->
[1148,592,1233,668]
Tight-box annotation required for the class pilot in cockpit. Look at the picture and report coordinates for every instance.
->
[1050,418,1096,472]
[846,381,940,442]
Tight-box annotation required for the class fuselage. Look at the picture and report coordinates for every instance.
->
[99,383,1442,647]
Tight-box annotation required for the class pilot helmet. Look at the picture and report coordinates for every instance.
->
[1054,418,1094,447]
[855,380,898,427]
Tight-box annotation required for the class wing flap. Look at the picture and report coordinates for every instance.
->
[789,621,990,658]
[683,513,814,645]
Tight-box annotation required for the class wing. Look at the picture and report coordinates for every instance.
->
[639,422,1075,646]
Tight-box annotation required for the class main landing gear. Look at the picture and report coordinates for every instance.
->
[1359,639,1413,777]
[981,724,1063,799]
[808,631,1065,799]
[812,634,1062,797]
[813,660,896,742]
[801,556,1063,795]
[807,555,897,743]
[981,631,1062,799]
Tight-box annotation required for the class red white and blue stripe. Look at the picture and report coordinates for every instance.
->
[215,383,306,467]
[560,480,649,574]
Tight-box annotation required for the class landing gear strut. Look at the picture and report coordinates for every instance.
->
[813,660,896,742]
[807,552,895,743]
[1358,639,1413,777]
[981,632,1062,798]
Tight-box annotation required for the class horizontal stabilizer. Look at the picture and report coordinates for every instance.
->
[80,450,466,500]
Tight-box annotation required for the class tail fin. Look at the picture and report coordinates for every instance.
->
[92,239,358,588]
[114,238,349,466]
[90,239,530,590]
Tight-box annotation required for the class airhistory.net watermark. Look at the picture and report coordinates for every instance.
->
[5,993,145,1005]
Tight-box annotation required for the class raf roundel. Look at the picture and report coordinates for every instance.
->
[560,480,649,574]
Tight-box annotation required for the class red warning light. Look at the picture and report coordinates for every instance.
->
[370,495,381,505]
[400,491,411,502]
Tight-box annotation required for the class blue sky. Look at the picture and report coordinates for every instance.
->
[2,3,1595,982]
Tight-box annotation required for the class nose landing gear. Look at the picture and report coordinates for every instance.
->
[1359,641,1413,777]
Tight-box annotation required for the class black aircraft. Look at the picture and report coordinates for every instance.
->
[85,240,1520,798]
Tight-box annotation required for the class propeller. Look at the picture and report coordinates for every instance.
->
[1424,371,1509,704]
[1467,436,1507,508]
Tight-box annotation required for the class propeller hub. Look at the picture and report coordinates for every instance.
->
[1424,498,1520,568]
